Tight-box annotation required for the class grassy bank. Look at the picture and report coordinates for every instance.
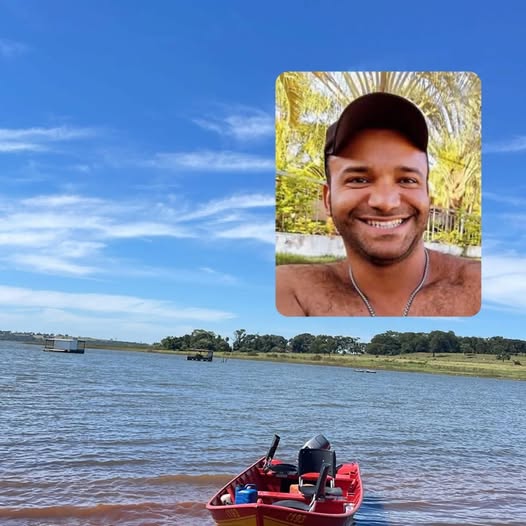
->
[213,351,526,381]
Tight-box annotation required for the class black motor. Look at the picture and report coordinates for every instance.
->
[302,434,331,450]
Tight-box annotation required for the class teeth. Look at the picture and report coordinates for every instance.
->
[366,219,403,229]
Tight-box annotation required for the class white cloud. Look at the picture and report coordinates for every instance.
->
[0,301,233,343]
[484,136,526,153]
[0,126,97,154]
[120,264,240,285]
[0,191,275,277]
[8,254,98,276]
[483,254,526,312]
[0,285,235,322]
[183,193,274,221]
[0,142,45,152]
[216,223,275,244]
[483,192,526,207]
[193,108,274,141]
[148,150,274,171]
[0,126,94,141]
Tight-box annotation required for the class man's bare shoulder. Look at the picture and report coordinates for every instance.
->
[425,250,481,315]
[276,262,347,316]
[429,250,481,284]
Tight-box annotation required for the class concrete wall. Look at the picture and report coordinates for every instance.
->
[276,233,481,259]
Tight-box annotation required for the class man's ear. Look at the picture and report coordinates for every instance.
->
[323,183,331,216]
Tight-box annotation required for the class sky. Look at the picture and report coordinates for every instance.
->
[0,0,525,344]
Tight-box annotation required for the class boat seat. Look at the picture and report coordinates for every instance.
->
[266,462,297,475]
[271,499,311,511]
[273,463,330,512]
[297,448,338,490]
[300,485,343,498]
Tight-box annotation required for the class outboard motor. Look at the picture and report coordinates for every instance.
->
[302,434,331,450]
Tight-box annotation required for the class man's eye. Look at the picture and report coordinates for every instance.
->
[400,177,418,185]
[345,177,369,185]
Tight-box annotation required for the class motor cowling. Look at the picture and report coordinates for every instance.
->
[302,434,331,450]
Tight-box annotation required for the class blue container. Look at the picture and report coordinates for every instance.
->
[235,484,258,504]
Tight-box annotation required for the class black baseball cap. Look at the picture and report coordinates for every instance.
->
[324,92,429,165]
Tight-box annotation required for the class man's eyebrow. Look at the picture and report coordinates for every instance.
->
[398,165,425,178]
[340,165,369,174]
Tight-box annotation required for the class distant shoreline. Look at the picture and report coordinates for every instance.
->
[16,340,525,381]
[93,346,526,381]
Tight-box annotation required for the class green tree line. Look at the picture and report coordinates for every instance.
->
[159,329,525,360]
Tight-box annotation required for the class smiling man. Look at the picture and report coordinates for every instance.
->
[276,92,481,317]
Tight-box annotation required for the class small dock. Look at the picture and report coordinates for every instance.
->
[43,338,86,354]
[187,350,213,362]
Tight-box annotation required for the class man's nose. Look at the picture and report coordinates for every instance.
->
[367,182,401,211]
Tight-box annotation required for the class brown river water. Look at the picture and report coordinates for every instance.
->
[1,342,525,525]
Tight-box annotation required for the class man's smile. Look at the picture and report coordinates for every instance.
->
[356,216,412,230]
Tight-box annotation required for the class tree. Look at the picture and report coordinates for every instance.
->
[233,329,247,352]
[289,333,316,354]
[367,331,402,355]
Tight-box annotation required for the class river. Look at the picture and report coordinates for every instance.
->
[1,342,524,525]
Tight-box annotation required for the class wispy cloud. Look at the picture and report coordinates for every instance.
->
[0,127,95,141]
[0,191,274,277]
[483,254,526,313]
[0,285,235,328]
[484,191,526,207]
[193,107,274,141]
[0,126,98,154]
[0,142,46,152]
[7,254,98,276]
[147,150,274,172]
[0,285,235,321]
[484,136,526,153]
[0,38,27,59]
[216,224,275,244]
[183,193,274,221]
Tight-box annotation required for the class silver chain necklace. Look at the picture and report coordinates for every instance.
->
[348,249,429,317]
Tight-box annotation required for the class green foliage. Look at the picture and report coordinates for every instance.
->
[367,331,402,355]
[276,253,343,265]
[364,331,526,357]
[428,212,481,247]
[160,329,230,352]
[160,329,526,362]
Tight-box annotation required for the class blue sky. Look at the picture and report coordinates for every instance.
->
[0,0,525,344]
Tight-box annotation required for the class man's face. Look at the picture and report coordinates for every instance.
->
[324,128,429,265]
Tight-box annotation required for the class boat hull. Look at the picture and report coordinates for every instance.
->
[210,504,356,526]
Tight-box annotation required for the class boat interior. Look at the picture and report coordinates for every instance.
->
[210,435,361,514]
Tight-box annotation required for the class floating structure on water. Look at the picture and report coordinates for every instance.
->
[43,338,86,354]
[187,349,213,362]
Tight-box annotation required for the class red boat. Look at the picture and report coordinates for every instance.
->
[206,434,363,526]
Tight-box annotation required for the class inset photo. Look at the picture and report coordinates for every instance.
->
[276,71,481,317]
